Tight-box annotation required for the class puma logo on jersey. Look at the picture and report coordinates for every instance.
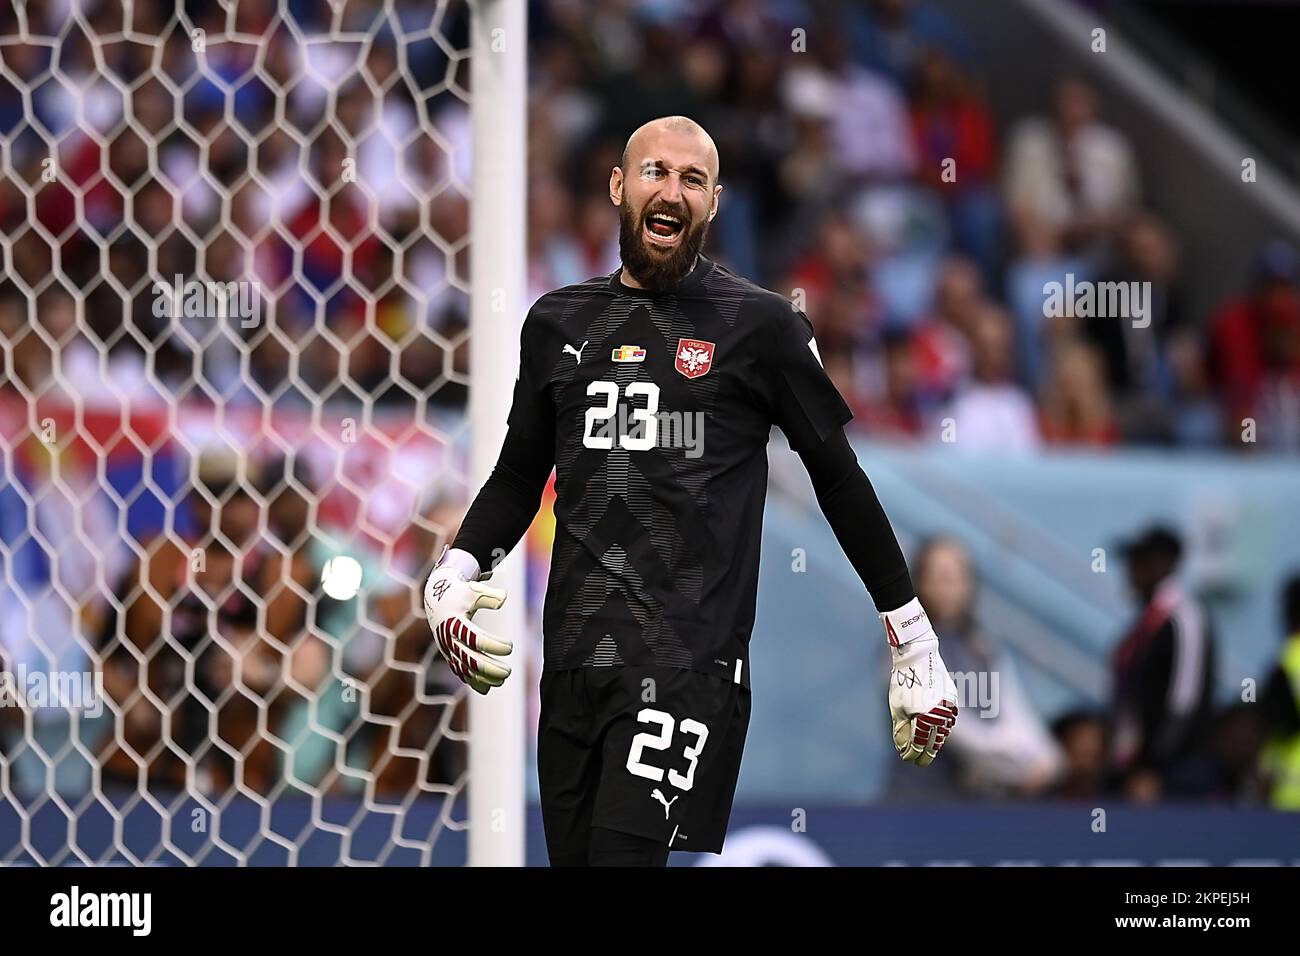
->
[563,340,588,363]
[650,788,679,819]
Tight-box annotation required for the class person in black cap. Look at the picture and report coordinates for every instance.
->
[1108,524,1217,800]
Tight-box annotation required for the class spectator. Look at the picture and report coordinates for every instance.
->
[1038,337,1118,447]
[894,537,1064,799]
[855,329,926,440]
[1204,705,1267,803]
[782,30,916,186]
[944,303,1042,452]
[95,450,263,791]
[778,102,839,217]
[785,212,883,365]
[911,255,982,405]
[527,175,588,303]
[594,13,710,145]
[908,46,1002,286]
[1003,76,1140,261]
[95,449,333,796]
[1109,525,1217,801]
[1166,329,1223,448]
[848,0,969,86]
[1049,711,1108,801]
[1208,241,1300,449]
[700,44,788,278]
[1087,214,1189,441]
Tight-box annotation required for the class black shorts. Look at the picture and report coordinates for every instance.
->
[537,664,751,859]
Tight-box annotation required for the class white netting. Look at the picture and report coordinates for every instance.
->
[0,0,483,865]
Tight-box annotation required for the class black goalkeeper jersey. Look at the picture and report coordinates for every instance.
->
[506,256,852,688]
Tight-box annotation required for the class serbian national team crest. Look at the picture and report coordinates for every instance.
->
[675,338,715,379]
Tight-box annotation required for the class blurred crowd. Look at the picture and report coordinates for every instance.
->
[0,444,475,800]
[890,530,1300,810]
[0,0,1296,450]
[530,0,1300,453]
[2,0,1300,810]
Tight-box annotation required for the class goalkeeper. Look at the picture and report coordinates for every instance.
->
[424,115,957,866]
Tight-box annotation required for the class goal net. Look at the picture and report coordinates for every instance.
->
[0,0,526,866]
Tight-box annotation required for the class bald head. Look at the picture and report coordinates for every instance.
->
[610,115,723,292]
[620,116,720,185]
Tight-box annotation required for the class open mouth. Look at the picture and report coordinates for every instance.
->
[643,211,686,247]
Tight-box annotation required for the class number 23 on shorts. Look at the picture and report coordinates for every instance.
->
[625,708,710,791]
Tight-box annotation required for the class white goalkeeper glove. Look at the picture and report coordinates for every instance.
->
[882,598,958,766]
[423,547,512,695]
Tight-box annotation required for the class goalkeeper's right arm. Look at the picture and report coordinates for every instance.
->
[423,418,554,693]
[449,419,555,576]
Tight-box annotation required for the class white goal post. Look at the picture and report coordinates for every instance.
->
[467,0,527,869]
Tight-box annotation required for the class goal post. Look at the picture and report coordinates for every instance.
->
[467,0,527,869]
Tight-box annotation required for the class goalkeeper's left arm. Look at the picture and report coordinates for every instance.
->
[796,428,958,766]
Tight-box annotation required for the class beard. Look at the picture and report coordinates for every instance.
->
[617,194,711,293]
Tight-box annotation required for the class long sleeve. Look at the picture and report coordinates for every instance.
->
[450,307,556,572]
[451,420,554,572]
[795,427,915,612]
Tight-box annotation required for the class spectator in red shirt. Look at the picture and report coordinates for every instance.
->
[909,46,1002,287]
[910,47,997,188]
[784,215,886,386]
[1208,241,1300,448]
[855,329,926,440]
[911,256,983,404]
